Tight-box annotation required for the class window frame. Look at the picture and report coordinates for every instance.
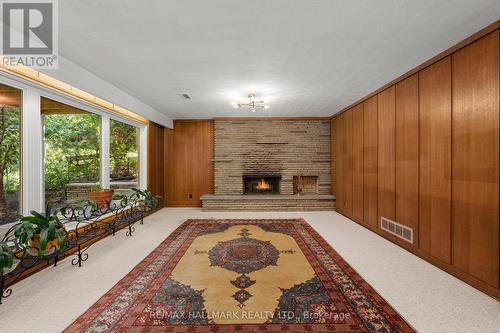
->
[0,71,148,218]
[0,79,23,220]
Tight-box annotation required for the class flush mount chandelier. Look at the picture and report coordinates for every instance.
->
[231,93,269,112]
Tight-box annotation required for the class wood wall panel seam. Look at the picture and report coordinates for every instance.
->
[395,74,419,247]
[344,111,354,215]
[362,95,379,227]
[352,104,364,221]
[418,57,452,264]
[377,86,396,223]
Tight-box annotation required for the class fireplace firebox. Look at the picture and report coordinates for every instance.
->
[243,176,281,194]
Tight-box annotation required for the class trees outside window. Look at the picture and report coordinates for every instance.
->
[110,119,139,191]
[42,98,100,206]
[0,93,143,222]
[0,84,21,225]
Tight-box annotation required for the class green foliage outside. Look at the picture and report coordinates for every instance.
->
[0,106,20,193]
[0,105,21,224]
[0,108,139,225]
[44,115,139,191]
[110,119,138,180]
[44,113,101,190]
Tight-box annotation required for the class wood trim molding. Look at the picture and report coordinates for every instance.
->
[214,116,331,121]
[173,119,215,122]
[332,19,500,119]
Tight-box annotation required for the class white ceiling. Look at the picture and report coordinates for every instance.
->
[57,0,500,119]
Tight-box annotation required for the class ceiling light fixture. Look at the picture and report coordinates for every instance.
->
[231,93,269,112]
[179,93,191,100]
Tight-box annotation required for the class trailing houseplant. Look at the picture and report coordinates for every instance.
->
[0,242,14,273]
[89,185,113,209]
[131,188,159,209]
[14,205,67,258]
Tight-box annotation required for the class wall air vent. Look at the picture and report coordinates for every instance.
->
[380,217,413,243]
[179,93,191,100]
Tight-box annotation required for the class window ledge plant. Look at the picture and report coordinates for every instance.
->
[0,242,14,273]
[131,188,159,209]
[14,204,67,258]
[89,185,113,209]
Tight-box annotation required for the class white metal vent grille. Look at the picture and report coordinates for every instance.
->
[380,217,413,243]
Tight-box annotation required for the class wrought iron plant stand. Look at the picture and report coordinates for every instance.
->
[0,193,160,304]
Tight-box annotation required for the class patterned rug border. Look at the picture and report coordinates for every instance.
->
[64,218,416,333]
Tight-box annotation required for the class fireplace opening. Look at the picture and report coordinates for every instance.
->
[243,176,280,194]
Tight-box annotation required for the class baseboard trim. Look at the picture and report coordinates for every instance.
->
[335,210,500,301]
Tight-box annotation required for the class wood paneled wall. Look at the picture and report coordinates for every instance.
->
[395,74,419,245]
[377,86,396,222]
[164,120,214,207]
[334,112,353,213]
[419,57,452,264]
[332,29,500,298]
[451,31,499,288]
[352,104,364,221]
[363,96,378,228]
[147,122,166,205]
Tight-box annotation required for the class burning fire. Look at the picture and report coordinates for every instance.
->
[256,179,272,190]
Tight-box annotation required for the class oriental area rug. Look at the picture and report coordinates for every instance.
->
[64,219,415,333]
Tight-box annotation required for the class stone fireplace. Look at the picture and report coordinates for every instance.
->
[201,119,335,210]
[243,176,281,194]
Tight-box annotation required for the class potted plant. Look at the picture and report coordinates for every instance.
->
[14,205,67,258]
[110,194,128,210]
[88,185,113,209]
[0,242,14,273]
[131,188,159,209]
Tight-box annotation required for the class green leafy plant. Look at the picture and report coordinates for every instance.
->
[14,204,67,258]
[90,185,104,192]
[0,242,14,271]
[112,194,128,204]
[131,188,158,209]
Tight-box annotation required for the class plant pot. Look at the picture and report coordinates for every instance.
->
[28,233,63,257]
[89,190,113,209]
[137,199,150,211]
[110,199,126,210]
[3,258,20,274]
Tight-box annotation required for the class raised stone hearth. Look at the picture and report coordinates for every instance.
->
[201,194,335,211]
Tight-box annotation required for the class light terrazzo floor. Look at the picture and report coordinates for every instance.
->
[0,208,498,333]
